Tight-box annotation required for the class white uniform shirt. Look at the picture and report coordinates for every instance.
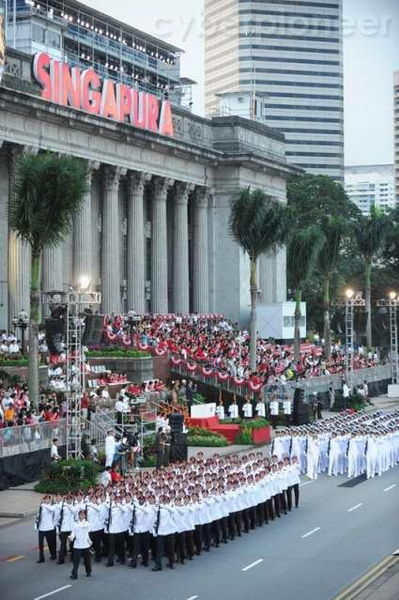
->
[270,401,279,416]
[70,520,92,549]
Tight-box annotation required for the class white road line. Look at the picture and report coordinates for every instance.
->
[242,559,264,572]
[300,481,312,487]
[33,586,72,600]
[186,596,199,600]
[347,503,363,512]
[384,484,396,492]
[302,527,321,538]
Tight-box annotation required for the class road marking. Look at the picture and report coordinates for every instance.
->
[242,559,264,571]
[383,484,396,492]
[347,503,363,512]
[302,527,321,538]
[6,555,24,562]
[33,585,72,600]
[187,596,199,600]
[300,481,312,487]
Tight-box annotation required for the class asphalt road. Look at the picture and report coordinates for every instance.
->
[0,469,398,600]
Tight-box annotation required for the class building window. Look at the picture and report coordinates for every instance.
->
[47,30,61,49]
[32,24,46,44]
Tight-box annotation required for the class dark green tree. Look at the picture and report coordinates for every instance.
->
[9,152,89,404]
[229,189,288,370]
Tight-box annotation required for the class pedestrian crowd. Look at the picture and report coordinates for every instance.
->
[271,410,399,480]
[35,451,300,577]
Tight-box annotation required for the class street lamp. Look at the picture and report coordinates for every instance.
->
[12,309,29,354]
[78,275,91,291]
[125,309,141,346]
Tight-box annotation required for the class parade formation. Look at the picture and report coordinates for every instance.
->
[35,452,300,577]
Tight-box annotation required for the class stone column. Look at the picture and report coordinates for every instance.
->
[126,171,150,313]
[151,177,174,314]
[42,246,64,292]
[192,187,210,314]
[259,251,276,304]
[173,182,192,314]
[73,161,99,286]
[8,146,31,325]
[101,166,126,314]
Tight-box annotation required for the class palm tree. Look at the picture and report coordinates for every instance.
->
[9,152,89,404]
[229,188,288,371]
[318,215,347,360]
[353,207,391,348]
[288,226,324,362]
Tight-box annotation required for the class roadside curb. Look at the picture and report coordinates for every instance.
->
[334,554,399,599]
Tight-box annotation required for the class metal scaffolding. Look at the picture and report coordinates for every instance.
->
[42,289,101,459]
[377,296,399,385]
[333,292,366,389]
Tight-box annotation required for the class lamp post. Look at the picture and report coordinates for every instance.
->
[377,292,399,384]
[125,310,141,346]
[12,309,29,354]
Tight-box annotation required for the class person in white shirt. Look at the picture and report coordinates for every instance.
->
[255,399,266,418]
[216,399,225,420]
[35,496,57,562]
[69,510,92,579]
[105,430,116,467]
[283,400,292,426]
[50,438,61,462]
[269,399,279,428]
[228,398,239,419]
[99,466,112,487]
[242,398,253,419]
[8,341,20,354]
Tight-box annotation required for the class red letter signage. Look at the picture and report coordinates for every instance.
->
[32,52,174,137]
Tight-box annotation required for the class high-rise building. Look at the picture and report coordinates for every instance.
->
[344,165,395,215]
[205,0,344,181]
[4,0,191,106]
[395,71,399,201]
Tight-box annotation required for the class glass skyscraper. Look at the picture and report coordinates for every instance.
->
[205,0,344,181]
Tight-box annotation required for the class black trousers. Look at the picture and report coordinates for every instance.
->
[131,532,150,566]
[58,530,71,563]
[107,532,126,565]
[293,483,300,508]
[38,529,56,561]
[71,548,91,577]
[90,530,103,561]
[153,534,174,569]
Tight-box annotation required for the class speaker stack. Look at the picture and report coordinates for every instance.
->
[82,315,104,346]
[44,318,65,354]
[293,388,310,425]
[168,412,187,463]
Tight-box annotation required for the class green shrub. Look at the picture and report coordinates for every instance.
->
[187,434,229,447]
[141,454,157,468]
[0,359,29,367]
[234,427,254,445]
[192,393,206,404]
[330,391,366,413]
[221,418,270,429]
[188,426,219,437]
[35,459,100,494]
[87,348,150,358]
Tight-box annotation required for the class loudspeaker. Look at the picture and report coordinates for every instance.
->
[168,412,184,434]
[82,315,104,346]
[293,388,310,425]
[45,318,65,354]
[170,433,188,463]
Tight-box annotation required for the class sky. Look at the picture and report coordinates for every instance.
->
[85,0,399,167]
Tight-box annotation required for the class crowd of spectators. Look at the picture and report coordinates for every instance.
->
[104,314,382,386]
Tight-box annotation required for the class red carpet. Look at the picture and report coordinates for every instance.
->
[190,416,220,428]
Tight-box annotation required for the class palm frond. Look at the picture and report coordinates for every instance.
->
[352,206,391,262]
[318,214,347,275]
[229,188,288,261]
[9,152,89,254]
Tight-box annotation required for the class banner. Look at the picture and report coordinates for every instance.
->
[0,0,5,86]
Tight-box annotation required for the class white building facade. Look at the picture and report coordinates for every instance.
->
[344,165,395,215]
[205,0,344,182]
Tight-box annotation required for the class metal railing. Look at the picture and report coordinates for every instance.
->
[0,419,67,458]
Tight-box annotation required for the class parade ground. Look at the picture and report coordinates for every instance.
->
[0,465,398,600]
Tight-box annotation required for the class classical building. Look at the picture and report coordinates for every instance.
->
[0,38,297,330]
[345,164,395,215]
[204,0,344,182]
[395,71,399,202]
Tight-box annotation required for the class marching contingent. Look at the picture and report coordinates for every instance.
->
[35,452,300,578]
[271,410,399,480]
